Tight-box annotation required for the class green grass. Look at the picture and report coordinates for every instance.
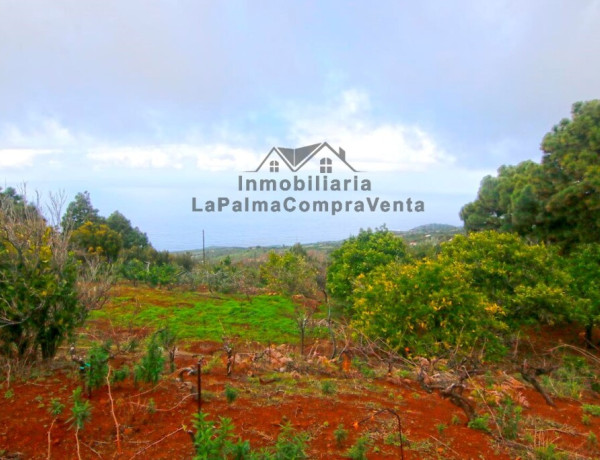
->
[90,288,323,344]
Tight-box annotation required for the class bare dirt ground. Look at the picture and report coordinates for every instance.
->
[2,289,600,459]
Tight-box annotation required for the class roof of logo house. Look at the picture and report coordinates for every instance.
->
[250,142,358,172]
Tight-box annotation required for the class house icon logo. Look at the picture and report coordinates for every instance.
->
[250,142,358,173]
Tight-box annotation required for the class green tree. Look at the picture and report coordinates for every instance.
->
[71,221,123,261]
[564,244,600,344]
[327,227,410,311]
[0,191,103,360]
[538,100,600,249]
[461,100,600,251]
[460,161,542,235]
[61,191,103,231]
[106,211,149,250]
[260,249,318,298]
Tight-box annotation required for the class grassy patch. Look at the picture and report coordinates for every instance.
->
[90,287,317,343]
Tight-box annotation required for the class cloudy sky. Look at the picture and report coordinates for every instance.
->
[1,1,599,250]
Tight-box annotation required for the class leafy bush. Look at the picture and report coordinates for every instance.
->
[352,258,507,359]
[48,398,65,417]
[86,342,110,392]
[110,365,130,384]
[327,226,410,311]
[437,231,569,325]
[467,414,491,433]
[583,404,600,417]
[68,387,92,430]
[191,412,250,459]
[496,398,522,440]
[272,422,309,459]
[320,380,336,395]
[346,435,371,460]
[334,424,348,448]
[224,385,239,404]
[134,336,165,385]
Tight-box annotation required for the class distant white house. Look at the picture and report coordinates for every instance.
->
[251,142,357,173]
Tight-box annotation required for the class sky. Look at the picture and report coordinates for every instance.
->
[1,1,599,250]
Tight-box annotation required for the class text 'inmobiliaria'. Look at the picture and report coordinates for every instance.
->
[192,175,425,216]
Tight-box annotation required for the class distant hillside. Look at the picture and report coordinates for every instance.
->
[393,223,464,246]
[395,223,463,236]
[178,223,463,262]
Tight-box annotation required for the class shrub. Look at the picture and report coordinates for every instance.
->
[86,342,110,392]
[273,422,309,459]
[68,387,92,430]
[110,365,130,384]
[321,380,336,395]
[346,435,371,460]
[496,398,522,440]
[334,424,348,448]
[224,385,239,404]
[134,336,165,385]
[583,404,600,417]
[191,412,250,459]
[48,398,65,417]
[467,414,491,433]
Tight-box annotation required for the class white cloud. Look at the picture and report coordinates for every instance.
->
[287,89,453,172]
[0,148,55,169]
[87,144,261,171]
[1,90,452,174]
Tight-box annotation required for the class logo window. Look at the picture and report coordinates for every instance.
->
[320,158,332,173]
[270,160,279,172]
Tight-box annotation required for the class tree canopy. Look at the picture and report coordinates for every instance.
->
[461,100,600,250]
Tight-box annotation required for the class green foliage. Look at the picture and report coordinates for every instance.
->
[191,412,251,459]
[86,342,110,392]
[437,231,569,325]
[467,414,491,433]
[48,398,65,416]
[272,422,310,459]
[334,424,348,448]
[68,387,92,430]
[496,398,522,440]
[71,221,123,261]
[260,247,318,297]
[62,191,102,231]
[563,243,600,339]
[110,365,130,384]
[351,358,376,379]
[352,257,507,358]
[462,100,600,250]
[106,211,149,250]
[583,404,600,417]
[92,292,307,344]
[4,388,14,399]
[533,443,568,460]
[327,226,410,310]
[134,335,165,385]
[460,161,542,235]
[345,435,371,460]
[146,263,179,287]
[0,192,84,360]
[320,380,336,395]
[225,385,239,404]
